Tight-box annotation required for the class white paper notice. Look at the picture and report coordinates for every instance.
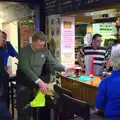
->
[61,17,75,53]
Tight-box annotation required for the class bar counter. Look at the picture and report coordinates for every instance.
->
[60,73,102,108]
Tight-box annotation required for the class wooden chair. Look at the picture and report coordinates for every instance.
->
[54,84,73,98]
[53,84,73,120]
[60,94,90,120]
[60,94,104,120]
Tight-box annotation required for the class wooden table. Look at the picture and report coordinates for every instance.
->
[60,74,101,108]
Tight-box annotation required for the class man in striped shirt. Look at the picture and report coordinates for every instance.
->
[79,34,110,76]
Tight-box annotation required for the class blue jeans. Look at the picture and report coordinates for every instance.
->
[0,99,12,120]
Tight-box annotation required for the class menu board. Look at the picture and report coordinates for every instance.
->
[75,0,83,10]
[83,0,103,8]
[60,0,103,14]
[102,0,120,4]
[45,0,120,15]
[45,0,59,15]
[60,0,75,13]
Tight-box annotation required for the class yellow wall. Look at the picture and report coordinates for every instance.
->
[2,21,18,74]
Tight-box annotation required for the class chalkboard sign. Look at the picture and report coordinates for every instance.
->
[60,0,75,13]
[83,0,120,9]
[45,0,120,16]
[45,0,60,15]
[75,0,83,10]
[102,0,120,5]
[83,0,103,9]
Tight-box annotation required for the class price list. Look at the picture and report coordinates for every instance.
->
[83,0,103,8]
[60,0,75,13]
[45,0,120,15]
[45,0,59,15]
[75,0,83,10]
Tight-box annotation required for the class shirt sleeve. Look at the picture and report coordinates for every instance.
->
[19,49,39,83]
[7,42,18,57]
[46,50,65,72]
[105,49,110,60]
[95,80,107,110]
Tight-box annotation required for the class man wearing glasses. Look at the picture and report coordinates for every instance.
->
[78,34,110,76]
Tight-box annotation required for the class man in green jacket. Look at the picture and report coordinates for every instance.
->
[17,31,72,120]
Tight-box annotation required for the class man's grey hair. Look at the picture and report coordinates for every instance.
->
[111,44,120,69]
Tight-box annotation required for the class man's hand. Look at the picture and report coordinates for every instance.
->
[65,67,75,74]
[38,80,48,94]
[5,66,12,76]
[61,66,75,76]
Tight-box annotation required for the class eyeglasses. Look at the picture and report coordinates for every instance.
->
[96,39,102,42]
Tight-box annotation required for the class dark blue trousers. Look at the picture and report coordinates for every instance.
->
[0,99,12,120]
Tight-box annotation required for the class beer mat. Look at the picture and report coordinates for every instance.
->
[76,76,94,82]
[67,74,76,78]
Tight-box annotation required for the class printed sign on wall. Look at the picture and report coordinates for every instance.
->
[61,17,75,67]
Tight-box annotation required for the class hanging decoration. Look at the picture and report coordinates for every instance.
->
[0,3,34,24]
[17,19,34,29]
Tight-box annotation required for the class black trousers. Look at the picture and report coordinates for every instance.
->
[0,98,12,120]
[16,85,50,120]
[16,70,51,120]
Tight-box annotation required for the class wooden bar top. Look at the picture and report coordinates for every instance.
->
[60,73,102,88]
[60,72,107,107]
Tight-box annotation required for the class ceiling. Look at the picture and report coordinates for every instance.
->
[75,8,120,22]
[0,2,18,10]
[0,2,33,23]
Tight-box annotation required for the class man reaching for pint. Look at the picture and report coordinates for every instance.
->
[17,31,73,120]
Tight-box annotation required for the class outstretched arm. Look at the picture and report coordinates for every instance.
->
[46,50,65,72]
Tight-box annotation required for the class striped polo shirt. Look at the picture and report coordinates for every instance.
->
[80,45,110,65]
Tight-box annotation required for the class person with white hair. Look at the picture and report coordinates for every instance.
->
[95,44,120,120]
